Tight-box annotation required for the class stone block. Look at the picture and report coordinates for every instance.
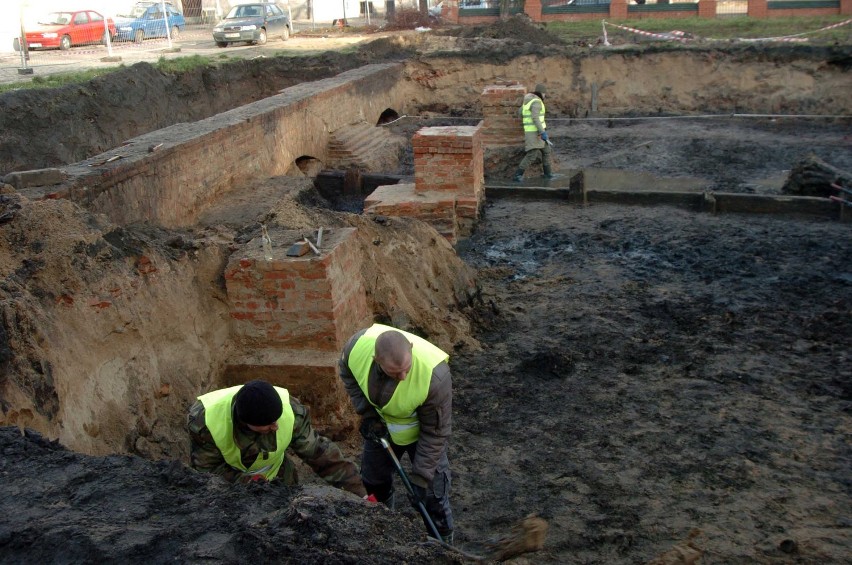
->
[3,168,66,189]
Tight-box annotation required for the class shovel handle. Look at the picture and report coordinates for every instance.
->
[379,437,443,540]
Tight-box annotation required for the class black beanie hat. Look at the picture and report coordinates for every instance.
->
[234,380,283,426]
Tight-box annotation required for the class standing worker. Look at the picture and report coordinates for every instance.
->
[187,379,366,496]
[512,83,554,183]
[339,324,454,544]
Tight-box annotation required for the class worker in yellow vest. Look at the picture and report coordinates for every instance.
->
[187,380,365,496]
[512,83,554,183]
[339,324,454,544]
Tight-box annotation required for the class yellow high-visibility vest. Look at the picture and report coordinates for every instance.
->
[348,324,448,445]
[522,96,546,133]
[199,385,294,480]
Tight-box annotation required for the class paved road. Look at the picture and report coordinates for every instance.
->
[0,21,388,87]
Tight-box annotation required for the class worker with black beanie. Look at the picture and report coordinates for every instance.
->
[187,379,366,496]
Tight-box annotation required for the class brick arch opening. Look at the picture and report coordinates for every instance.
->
[295,155,324,177]
[376,108,400,125]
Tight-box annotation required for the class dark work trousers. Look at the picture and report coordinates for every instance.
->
[361,438,454,536]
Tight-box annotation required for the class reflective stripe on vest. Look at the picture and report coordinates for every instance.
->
[199,385,295,480]
[522,97,546,133]
[348,324,449,446]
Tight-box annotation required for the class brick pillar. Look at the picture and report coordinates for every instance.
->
[480,83,526,148]
[748,0,768,18]
[224,227,370,352]
[524,0,543,22]
[841,0,852,15]
[609,0,628,19]
[413,125,484,197]
[442,0,459,23]
[223,227,371,437]
[698,0,717,17]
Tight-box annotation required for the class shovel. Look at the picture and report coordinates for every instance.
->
[378,436,444,541]
[376,434,548,561]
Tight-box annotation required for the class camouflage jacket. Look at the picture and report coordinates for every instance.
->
[187,395,366,497]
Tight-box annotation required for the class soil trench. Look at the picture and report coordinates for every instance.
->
[1,25,851,564]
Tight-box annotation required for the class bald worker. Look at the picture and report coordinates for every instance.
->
[338,324,454,544]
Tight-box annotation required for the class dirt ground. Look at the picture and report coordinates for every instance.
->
[451,200,851,563]
[1,18,851,564]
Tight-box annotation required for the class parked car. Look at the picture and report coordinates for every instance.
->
[15,9,116,51]
[212,3,290,48]
[114,1,186,43]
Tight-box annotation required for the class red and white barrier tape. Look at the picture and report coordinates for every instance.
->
[603,18,852,46]
[727,18,851,43]
[602,20,689,46]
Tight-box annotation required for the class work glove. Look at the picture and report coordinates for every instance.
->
[239,473,267,484]
[540,131,549,142]
[359,415,388,442]
[408,474,429,506]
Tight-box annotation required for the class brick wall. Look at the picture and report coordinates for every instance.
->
[449,0,819,23]
[40,63,407,229]
[766,6,843,17]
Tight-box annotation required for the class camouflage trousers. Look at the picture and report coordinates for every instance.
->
[518,142,552,172]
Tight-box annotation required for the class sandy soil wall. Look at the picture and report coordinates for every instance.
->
[0,197,233,459]
[404,44,852,117]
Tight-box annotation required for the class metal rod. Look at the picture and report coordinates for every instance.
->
[303,238,320,255]
[830,183,852,196]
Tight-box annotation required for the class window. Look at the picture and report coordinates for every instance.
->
[89,12,104,22]
[74,12,89,24]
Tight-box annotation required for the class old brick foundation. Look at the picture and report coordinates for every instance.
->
[222,227,372,437]
[364,124,485,244]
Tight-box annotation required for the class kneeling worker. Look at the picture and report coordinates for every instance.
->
[187,379,366,496]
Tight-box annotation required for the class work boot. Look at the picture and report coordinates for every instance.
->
[512,169,524,183]
[543,164,554,179]
[382,491,396,511]
[441,531,454,545]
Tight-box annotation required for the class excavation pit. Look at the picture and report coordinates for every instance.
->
[1,33,851,563]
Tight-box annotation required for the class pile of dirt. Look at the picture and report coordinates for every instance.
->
[437,14,564,46]
[0,427,459,564]
[782,153,852,197]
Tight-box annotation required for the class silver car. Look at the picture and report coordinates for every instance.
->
[212,3,290,47]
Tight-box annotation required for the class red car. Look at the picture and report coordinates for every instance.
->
[22,10,117,50]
